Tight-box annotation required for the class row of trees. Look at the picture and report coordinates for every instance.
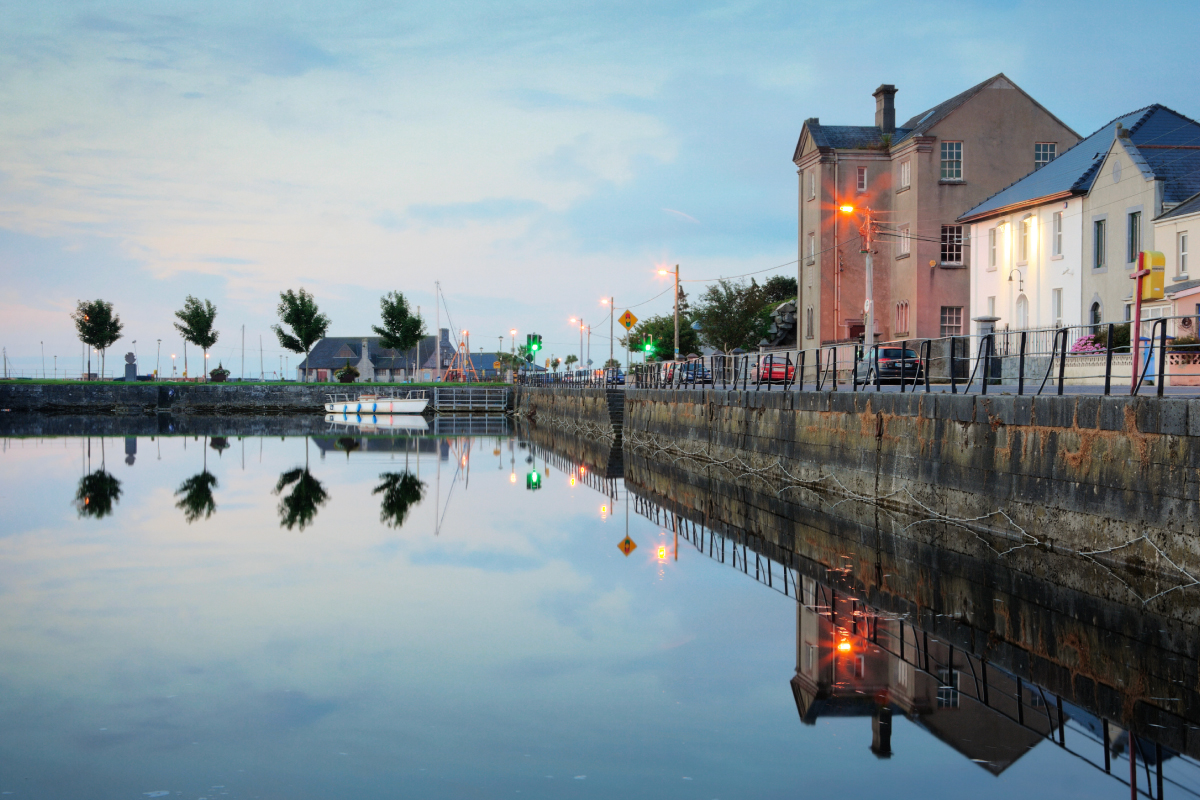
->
[618,275,796,360]
[70,288,425,380]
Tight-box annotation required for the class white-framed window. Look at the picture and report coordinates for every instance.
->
[940,225,964,265]
[899,159,911,190]
[1052,211,1063,256]
[988,227,997,270]
[940,141,963,181]
[805,306,814,339]
[1035,142,1057,170]
[1094,219,1106,268]
[1180,232,1189,275]
[937,668,960,708]
[807,231,816,263]
[856,166,867,193]
[1052,288,1063,328]
[805,643,817,672]
[1019,216,1031,263]
[898,224,910,256]
[802,577,816,607]
[1016,294,1029,328]
[805,263,814,288]
[987,296,996,317]
[1128,211,1142,263]
[940,306,963,336]
[897,659,911,688]
[808,171,817,200]
[895,301,909,334]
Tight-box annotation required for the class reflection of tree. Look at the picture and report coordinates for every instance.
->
[373,471,426,528]
[176,471,218,523]
[275,468,328,531]
[209,436,231,456]
[336,437,360,460]
[75,470,122,518]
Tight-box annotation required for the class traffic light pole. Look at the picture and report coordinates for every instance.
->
[609,296,614,367]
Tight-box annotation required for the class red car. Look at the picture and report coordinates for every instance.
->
[752,358,795,384]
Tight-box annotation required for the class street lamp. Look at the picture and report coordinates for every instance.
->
[657,264,680,360]
[600,297,615,368]
[839,205,876,345]
[569,318,584,364]
[156,339,161,379]
[171,354,177,378]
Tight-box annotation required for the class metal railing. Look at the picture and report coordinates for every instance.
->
[515,368,626,388]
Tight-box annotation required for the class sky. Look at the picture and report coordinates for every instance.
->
[1,0,1198,375]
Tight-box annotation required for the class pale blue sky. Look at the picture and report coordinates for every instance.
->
[2,0,1198,373]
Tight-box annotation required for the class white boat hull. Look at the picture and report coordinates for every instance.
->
[325,413,430,431]
[324,398,429,414]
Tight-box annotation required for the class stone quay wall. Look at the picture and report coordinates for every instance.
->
[0,383,341,414]
[620,389,1200,576]
[513,387,618,440]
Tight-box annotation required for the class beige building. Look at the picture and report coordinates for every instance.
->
[793,75,1078,348]
[1080,108,1200,328]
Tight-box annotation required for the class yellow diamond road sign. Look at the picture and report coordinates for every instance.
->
[619,310,638,330]
[618,536,637,556]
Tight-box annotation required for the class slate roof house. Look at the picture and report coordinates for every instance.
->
[793,74,1079,352]
[297,329,454,382]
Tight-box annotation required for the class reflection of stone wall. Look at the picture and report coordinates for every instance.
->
[0,413,330,437]
[514,387,618,440]
[518,420,622,479]
[623,388,1200,577]
[625,451,1200,756]
[0,383,337,413]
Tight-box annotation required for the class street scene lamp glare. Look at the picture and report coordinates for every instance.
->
[839,205,855,214]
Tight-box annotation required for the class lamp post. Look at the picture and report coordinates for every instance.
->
[156,339,161,379]
[569,317,584,364]
[658,264,680,359]
[171,353,177,378]
[840,206,875,346]
[601,297,614,367]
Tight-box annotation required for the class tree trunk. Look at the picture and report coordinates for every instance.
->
[203,348,208,382]
[184,341,188,381]
[305,347,311,382]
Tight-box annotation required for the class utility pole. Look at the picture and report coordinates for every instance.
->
[587,325,591,366]
[435,281,441,382]
[241,325,245,381]
[41,341,45,379]
[609,296,614,367]
[841,205,875,347]
[658,264,680,359]
[579,318,584,364]
[156,339,161,379]
[259,335,264,381]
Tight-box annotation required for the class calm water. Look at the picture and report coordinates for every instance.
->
[0,422,1196,799]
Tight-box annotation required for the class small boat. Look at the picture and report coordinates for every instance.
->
[325,413,430,432]
[324,390,429,415]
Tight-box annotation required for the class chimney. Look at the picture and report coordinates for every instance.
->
[873,84,897,134]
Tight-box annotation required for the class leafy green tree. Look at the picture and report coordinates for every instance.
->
[564,354,579,370]
[620,314,700,361]
[75,470,122,518]
[72,299,124,380]
[373,471,426,528]
[176,471,218,523]
[372,291,426,353]
[763,275,798,304]
[272,288,331,382]
[693,279,771,353]
[174,296,219,380]
[550,358,561,373]
[603,357,621,370]
[275,468,329,530]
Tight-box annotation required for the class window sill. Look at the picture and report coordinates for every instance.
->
[940,263,968,269]
[985,266,997,272]
[1050,254,1064,261]
[939,179,965,185]
[1174,274,1191,282]
[806,259,815,266]
[894,331,910,338]
[895,253,910,260]
[1016,260,1028,267]
[896,185,911,194]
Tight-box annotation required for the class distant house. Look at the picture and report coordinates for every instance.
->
[297,329,453,382]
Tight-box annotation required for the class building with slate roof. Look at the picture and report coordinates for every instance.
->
[297,328,454,382]
[793,75,1078,353]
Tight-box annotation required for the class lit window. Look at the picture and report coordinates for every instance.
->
[988,227,997,269]
[897,660,911,688]
[1182,232,1190,275]
[940,306,963,336]
[1128,211,1141,262]
[1035,142,1057,169]
[1052,211,1063,256]
[1019,217,1031,263]
[940,141,963,181]
[1094,219,1106,268]
[899,159,911,189]
[940,225,964,265]
[898,224,910,256]
[805,643,817,671]
[856,166,867,193]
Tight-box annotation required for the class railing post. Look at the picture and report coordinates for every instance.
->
[1017,331,1027,395]
[981,334,993,395]
[798,349,806,391]
[920,340,932,393]
[830,346,838,391]
[765,353,772,391]
[852,345,859,393]
[1056,328,1067,396]
[950,337,958,394]
[1158,318,1168,396]
[873,344,881,391]
[1103,323,1114,396]
[899,339,907,393]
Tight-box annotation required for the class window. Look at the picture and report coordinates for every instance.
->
[1016,294,1029,328]
[898,224,910,256]
[805,306,814,339]
[1052,288,1063,328]
[899,159,911,190]
[1019,216,1031,263]
[987,296,996,317]
[808,171,817,200]
[805,643,817,672]
[940,141,963,181]
[1093,219,1106,268]
[807,231,816,263]
[1035,142,1057,169]
[805,263,813,288]
[1128,211,1141,262]
[854,655,866,679]
[897,660,911,688]
[988,227,997,269]
[895,301,909,334]
[940,306,963,336]
[937,668,960,708]
[856,166,867,192]
[802,577,816,607]
[940,225,964,265]
[1091,302,1102,331]
[1180,232,1189,275]
[1052,211,1063,257]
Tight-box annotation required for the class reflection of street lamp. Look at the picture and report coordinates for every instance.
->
[657,264,680,359]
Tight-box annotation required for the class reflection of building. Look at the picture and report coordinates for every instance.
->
[791,577,1059,774]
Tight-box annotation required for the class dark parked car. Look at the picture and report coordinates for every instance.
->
[854,346,924,385]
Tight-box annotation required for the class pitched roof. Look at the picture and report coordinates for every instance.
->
[1158,190,1200,221]
[1166,276,1200,297]
[298,335,443,371]
[802,123,912,152]
[959,105,1200,222]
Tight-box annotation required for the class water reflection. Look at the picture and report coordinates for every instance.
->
[176,470,218,522]
[274,467,328,530]
[74,468,121,518]
[373,471,426,528]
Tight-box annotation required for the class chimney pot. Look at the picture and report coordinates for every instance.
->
[873,84,897,135]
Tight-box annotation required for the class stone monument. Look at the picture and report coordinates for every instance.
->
[124,352,137,382]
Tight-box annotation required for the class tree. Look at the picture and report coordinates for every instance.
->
[620,314,700,361]
[72,299,123,380]
[174,296,219,381]
[275,468,329,530]
[693,279,772,353]
[603,357,621,370]
[763,275,798,304]
[564,354,579,370]
[373,472,426,528]
[550,358,561,373]
[75,469,122,518]
[176,471,218,523]
[272,288,331,382]
[372,291,426,353]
